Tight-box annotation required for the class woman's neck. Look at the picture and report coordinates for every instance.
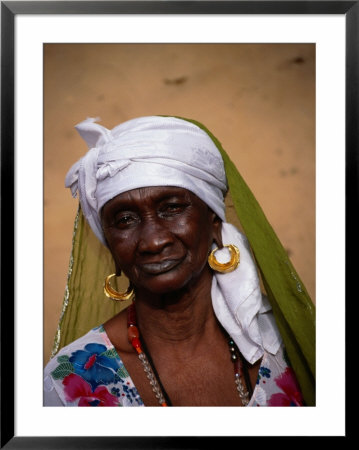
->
[133,272,221,351]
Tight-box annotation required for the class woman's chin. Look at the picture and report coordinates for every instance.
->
[133,265,211,299]
[138,279,189,296]
[134,270,195,297]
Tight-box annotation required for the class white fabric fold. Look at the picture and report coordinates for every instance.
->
[212,223,281,363]
[66,116,281,363]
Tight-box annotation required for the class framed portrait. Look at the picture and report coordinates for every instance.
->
[1,0,354,447]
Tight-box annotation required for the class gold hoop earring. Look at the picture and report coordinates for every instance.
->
[104,273,134,301]
[208,244,240,273]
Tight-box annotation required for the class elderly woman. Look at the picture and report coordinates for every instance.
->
[44,116,315,407]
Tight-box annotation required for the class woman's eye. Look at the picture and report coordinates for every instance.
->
[160,203,187,216]
[114,213,138,227]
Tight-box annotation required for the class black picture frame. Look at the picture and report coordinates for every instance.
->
[1,1,355,447]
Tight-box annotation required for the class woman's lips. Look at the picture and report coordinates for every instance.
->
[140,258,183,275]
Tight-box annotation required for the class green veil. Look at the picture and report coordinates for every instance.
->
[51,117,315,406]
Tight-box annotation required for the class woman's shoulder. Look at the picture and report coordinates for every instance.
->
[43,325,144,407]
[44,326,106,372]
[248,343,305,407]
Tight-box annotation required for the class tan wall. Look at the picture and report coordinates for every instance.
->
[44,43,315,363]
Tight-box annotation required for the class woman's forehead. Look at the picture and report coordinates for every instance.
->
[103,186,200,209]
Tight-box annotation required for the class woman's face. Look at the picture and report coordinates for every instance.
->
[101,186,222,295]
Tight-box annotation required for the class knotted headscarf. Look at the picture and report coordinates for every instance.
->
[65,116,227,245]
[65,115,282,365]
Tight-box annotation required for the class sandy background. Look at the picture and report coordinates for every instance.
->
[44,43,315,364]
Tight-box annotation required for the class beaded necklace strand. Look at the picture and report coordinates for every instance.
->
[127,303,251,406]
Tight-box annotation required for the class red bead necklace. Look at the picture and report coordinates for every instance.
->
[127,303,169,406]
[127,302,251,407]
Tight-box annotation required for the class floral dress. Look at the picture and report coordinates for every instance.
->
[43,325,304,407]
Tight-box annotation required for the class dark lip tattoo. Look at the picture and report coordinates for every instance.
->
[139,258,184,275]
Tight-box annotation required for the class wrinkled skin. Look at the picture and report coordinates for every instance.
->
[101,186,222,298]
[101,186,260,406]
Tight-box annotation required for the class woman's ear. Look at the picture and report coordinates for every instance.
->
[212,213,223,248]
[114,262,122,277]
[103,234,122,276]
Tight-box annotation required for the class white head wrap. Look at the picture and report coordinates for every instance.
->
[65,116,281,363]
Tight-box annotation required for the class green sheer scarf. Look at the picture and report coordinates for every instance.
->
[52,118,315,406]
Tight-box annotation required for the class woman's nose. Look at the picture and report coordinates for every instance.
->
[137,220,173,254]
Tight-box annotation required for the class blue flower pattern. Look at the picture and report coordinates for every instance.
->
[111,385,139,405]
[69,343,120,390]
[52,331,145,406]
[256,366,271,384]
